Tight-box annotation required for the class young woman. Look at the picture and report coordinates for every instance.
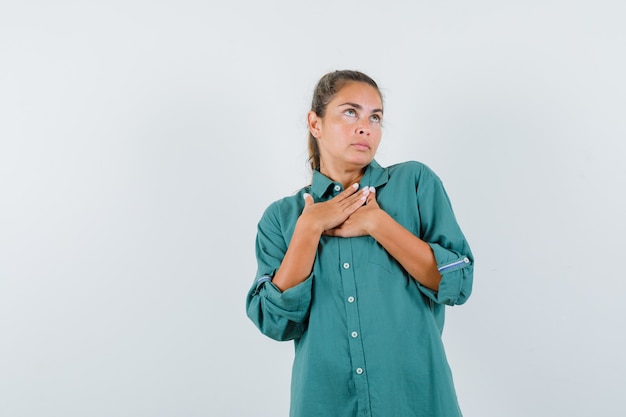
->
[246,70,474,417]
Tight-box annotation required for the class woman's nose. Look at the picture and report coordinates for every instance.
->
[356,121,370,135]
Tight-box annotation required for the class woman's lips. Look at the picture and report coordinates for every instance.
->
[351,142,370,151]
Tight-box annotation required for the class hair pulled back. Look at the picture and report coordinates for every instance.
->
[308,70,382,171]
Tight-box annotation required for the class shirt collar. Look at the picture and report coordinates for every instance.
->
[310,159,389,199]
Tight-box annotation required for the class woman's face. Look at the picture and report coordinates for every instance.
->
[309,81,383,173]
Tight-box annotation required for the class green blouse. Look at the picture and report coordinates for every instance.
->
[246,160,474,417]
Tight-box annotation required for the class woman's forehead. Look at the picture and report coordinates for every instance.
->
[332,82,383,108]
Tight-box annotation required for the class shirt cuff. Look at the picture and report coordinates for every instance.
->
[423,243,473,305]
[257,274,314,310]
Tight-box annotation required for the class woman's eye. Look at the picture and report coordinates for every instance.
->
[370,114,382,123]
[344,109,357,117]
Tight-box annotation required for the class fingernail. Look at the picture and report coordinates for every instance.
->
[369,186,375,192]
[353,183,359,189]
[303,193,309,200]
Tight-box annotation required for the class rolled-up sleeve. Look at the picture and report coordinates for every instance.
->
[246,201,313,341]
[416,169,474,306]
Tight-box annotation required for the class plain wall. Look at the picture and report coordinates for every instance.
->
[1,1,625,416]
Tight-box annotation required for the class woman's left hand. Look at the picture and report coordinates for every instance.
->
[323,187,382,237]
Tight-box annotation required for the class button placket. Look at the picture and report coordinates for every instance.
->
[337,238,369,413]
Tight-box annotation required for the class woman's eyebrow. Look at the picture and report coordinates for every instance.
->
[338,102,384,113]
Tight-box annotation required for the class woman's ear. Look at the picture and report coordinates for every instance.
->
[307,111,321,138]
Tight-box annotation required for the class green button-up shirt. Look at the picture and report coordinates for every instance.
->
[247,160,473,417]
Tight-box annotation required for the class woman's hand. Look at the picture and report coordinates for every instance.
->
[273,183,370,292]
[299,183,370,234]
[324,187,382,237]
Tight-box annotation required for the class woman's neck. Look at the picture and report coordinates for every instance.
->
[320,163,366,189]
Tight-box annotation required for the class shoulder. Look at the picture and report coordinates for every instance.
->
[385,160,441,184]
[258,186,309,226]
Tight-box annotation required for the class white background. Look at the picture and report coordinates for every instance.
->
[1,1,625,416]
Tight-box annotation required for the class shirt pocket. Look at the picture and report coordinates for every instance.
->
[365,241,397,274]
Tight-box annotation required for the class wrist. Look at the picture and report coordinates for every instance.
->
[296,214,324,236]
[367,208,390,237]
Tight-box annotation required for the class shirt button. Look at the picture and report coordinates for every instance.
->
[351,331,358,338]
[356,368,364,375]
[334,185,341,192]
[347,296,355,303]
[343,262,350,269]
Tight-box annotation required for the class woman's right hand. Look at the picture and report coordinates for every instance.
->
[271,183,369,292]
[299,183,370,234]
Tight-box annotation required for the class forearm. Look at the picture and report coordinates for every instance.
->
[271,219,322,292]
[369,210,442,291]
